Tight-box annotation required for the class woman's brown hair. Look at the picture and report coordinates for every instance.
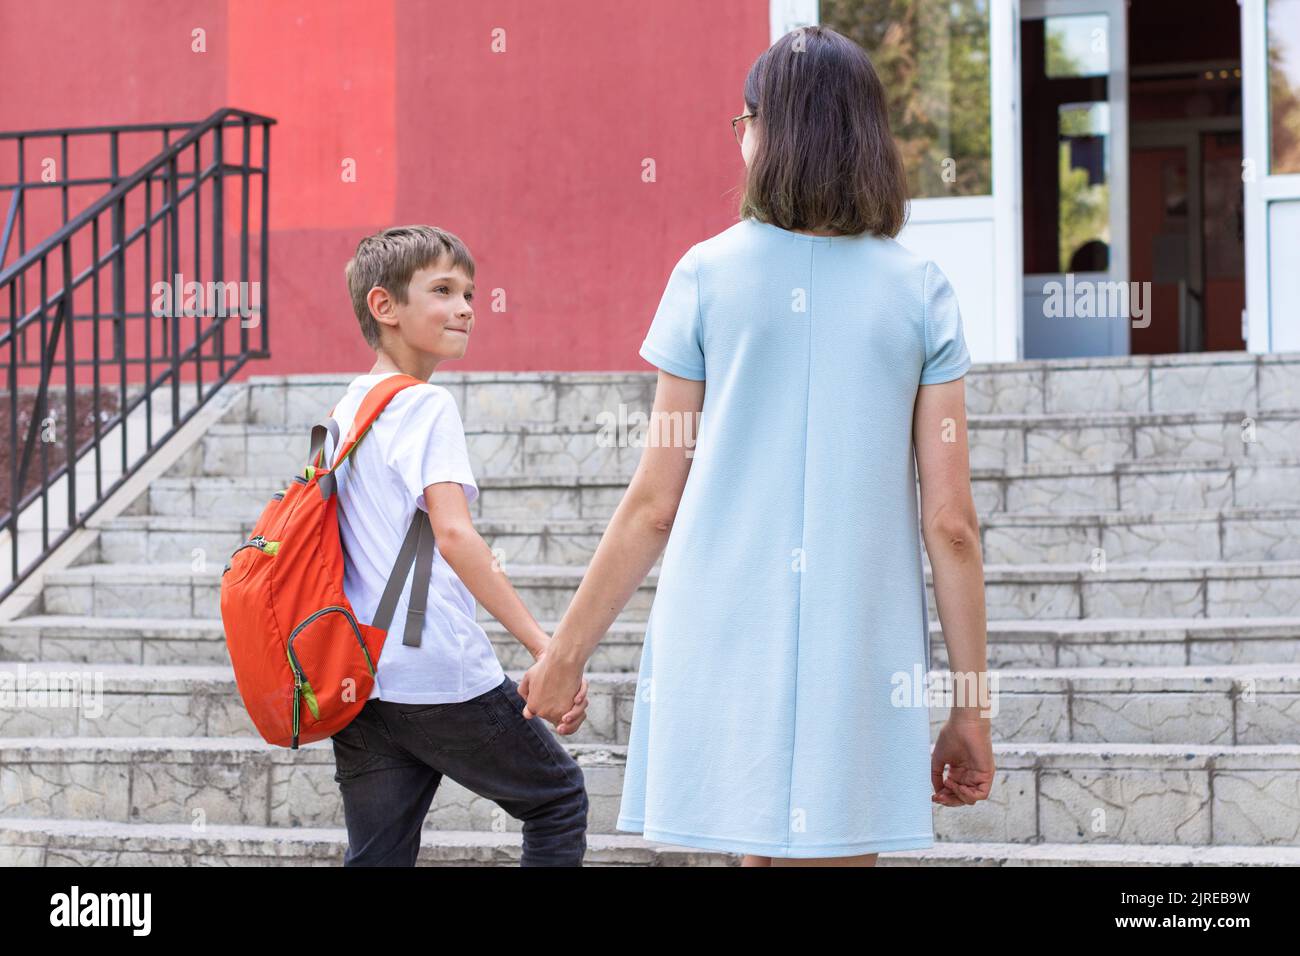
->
[738,25,908,237]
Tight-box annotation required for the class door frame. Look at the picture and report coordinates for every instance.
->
[1241,0,1300,352]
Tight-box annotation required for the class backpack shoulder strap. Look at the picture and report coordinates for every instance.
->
[307,417,340,473]
[311,374,426,498]
[307,374,438,647]
[371,508,436,647]
[334,374,428,466]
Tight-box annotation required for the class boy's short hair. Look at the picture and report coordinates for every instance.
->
[345,225,476,349]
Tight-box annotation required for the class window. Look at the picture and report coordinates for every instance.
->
[1057,101,1111,271]
[1020,12,1113,274]
[1269,0,1300,173]
[1045,14,1109,78]
[821,0,993,197]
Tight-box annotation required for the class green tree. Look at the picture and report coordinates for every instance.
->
[821,0,993,197]
[1268,33,1300,173]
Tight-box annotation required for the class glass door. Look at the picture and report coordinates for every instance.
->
[1021,0,1130,358]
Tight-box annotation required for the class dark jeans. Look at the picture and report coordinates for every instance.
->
[330,674,588,866]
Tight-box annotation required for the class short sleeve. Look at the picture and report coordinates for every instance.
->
[639,245,705,380]
[384,386,479,511]
[919,260,972,385]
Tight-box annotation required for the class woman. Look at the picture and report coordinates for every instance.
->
[521,25,995,866]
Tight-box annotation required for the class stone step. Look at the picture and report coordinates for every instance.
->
[93,514,656,570]
[975,456,1300,515]
[179,422,644,482]
[1,661,1295,747]
[0,818,732,866]
[4,612,1299,672]
[0,735,631,833]
[489,616,1300,671]
[5,817,1300,866]
[171,408,1300,481]
[93,505,1300,568]
[232,356,1300,427]
[2,736,1298,846]
[236,373,659,431]
[37,562,665,622]
[39,558,1300,623]
[0,615,234,667]
[975,507,1300,564]
[135,456,1300,526]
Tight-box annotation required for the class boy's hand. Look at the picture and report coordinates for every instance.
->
[517,634,590,733]
[554,676,589,736]
[528,634,551,662]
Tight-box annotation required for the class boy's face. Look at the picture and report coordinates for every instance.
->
[379,256,475,361]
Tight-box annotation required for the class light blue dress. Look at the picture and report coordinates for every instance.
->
[615,217,972,857]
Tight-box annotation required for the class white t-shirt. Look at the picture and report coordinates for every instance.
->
[324,372,505,704]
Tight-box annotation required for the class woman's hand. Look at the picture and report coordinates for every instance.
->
[519,646,589,735]
[931,717,995,807]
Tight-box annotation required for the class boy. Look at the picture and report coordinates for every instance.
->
[324,224,590,866]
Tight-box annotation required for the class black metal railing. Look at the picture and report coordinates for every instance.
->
[0,107,274,602]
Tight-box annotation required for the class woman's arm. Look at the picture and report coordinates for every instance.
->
[912,376,989,710]
[520,369,705,722]
[912,376,995,806]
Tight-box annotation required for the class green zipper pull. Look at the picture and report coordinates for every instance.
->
[292,669,302,748]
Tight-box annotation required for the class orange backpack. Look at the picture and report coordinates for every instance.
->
[220,373,436,748]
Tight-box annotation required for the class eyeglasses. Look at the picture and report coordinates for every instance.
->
[731,111,757,145]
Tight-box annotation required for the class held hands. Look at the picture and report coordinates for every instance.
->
[519,641,588,736]
[520,638,588,736]
[931,716,996,807]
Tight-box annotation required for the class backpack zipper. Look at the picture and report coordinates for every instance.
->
[222,534,281,574]
[285,605,374,749]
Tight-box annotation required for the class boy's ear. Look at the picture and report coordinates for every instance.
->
[366,285,394,325]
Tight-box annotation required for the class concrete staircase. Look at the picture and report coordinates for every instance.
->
[2,354,1300,866]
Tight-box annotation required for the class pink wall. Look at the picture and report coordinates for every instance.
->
[0,0,768,377]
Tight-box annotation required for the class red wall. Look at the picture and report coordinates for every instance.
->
[0,0,768,377]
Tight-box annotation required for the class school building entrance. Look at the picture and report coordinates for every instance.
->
[790,0,1300,362]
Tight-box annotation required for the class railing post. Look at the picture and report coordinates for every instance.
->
[192,139,204,401]
[239,117,250,358]
[142,159,153,448]
[7,281,18,583]
[168,152,181,429]
[91,216,103,501]
[16,136,27,355]
[259,119,270,356]
[109,131,124,365]
[61,238,76,528]
[35,257,51,551]
[59,133,69,227]
[212,122,225,363]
